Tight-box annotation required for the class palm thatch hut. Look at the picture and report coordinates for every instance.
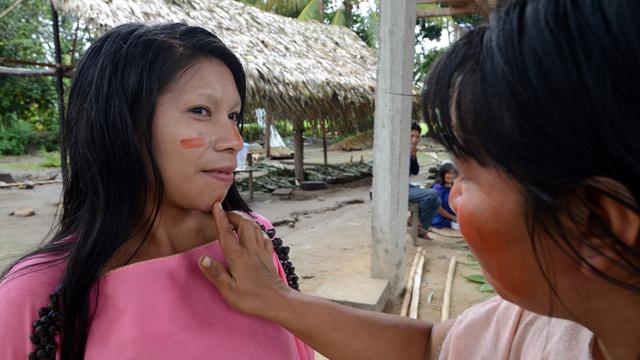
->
[52,0,378,181]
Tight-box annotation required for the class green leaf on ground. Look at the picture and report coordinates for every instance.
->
[478,283,495,292]
[464,274,487,284]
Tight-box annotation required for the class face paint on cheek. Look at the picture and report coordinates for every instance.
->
[179,137,206,149]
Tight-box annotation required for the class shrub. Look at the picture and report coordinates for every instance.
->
[0,119,59,155]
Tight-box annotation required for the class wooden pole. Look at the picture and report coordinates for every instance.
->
[51,1,66,180]
[416,6,477,18]
[264,108,272,158]
[293,117,305,183]
[409,253,425,319]
[322,117,328,165]
[400,248,424,316]
[441,256,457,321]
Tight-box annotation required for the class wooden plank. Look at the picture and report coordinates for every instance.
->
[441,256,457,321]
[417,6,477,18]
[0,66,56,77]
[409,253,426,319]
[417,0,473,5]
[400,247,424,316]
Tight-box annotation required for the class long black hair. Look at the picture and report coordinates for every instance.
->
[423,0,639,293]
[1,23,252,358]
[434,163,457,186]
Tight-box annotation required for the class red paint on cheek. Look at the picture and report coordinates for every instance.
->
[180,137,206,149]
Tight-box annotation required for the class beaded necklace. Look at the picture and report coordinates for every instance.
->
[29,226,299,359]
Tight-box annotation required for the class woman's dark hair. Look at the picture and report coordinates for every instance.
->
[411,121,422,134]
[1,23,252,358]
[423,0,639,293]
[435,163,457,186]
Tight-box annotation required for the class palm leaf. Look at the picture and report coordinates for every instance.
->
[365,10,379,47]
[297,0,321,21]
[331,8,347,27]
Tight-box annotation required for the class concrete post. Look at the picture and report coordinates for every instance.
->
[371,0,416,286]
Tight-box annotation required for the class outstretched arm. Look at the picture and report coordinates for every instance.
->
[198,203,445,360]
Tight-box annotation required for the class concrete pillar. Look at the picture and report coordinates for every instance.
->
[371,0,416,286]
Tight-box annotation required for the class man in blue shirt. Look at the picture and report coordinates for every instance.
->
[408,122,441,237]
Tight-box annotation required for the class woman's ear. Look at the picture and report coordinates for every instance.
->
[578,178,639,276]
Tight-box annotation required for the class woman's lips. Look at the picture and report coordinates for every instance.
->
[203,170,234,184]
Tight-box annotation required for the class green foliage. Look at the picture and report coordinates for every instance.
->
[241,122,264,143]
[330,8,347,27]
[0,0,93,154]
[414,46,447,86]
[0,119,59,155]
[297,0,322,21]
[39,151,61,168]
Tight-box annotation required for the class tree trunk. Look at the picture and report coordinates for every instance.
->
[293,118,305,183]
[264,108,272,158]
[51,1,66,180]
[322,117,328,165]
[343,0,353,27]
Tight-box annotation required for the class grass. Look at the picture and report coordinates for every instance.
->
[0,151,61,171]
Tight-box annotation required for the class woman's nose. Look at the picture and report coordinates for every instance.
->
[212,119,244,153]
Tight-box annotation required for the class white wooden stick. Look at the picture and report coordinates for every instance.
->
[409,253,426,319]
[441,256,457,322]
[400,248,423,316]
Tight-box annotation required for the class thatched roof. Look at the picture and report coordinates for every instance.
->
[52,0,377,122]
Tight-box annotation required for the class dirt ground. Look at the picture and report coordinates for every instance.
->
[1,145,491,358]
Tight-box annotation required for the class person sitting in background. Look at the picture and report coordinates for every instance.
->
[408,122,441,237]
[431,163,458,228]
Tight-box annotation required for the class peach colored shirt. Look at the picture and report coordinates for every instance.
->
[439,296,594,359]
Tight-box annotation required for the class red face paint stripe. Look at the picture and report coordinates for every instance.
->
[180,137,206,149]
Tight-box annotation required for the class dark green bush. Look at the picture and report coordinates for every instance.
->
[0,119,59,155]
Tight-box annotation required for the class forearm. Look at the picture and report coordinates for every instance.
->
[269,290,432,360]
[437,207,456,221]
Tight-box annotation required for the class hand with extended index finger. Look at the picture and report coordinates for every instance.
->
[198,202,292,319]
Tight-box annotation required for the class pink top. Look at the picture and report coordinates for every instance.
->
[439,296,594,359]
[0,215,314,360]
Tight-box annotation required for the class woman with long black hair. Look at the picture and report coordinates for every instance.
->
[0,23,311,360]
[197,1,640,359]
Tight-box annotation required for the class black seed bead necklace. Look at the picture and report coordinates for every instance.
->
[29,286,61,360]
[29,225,300,357]
[259,224,300,291]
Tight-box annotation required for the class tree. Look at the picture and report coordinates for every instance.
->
[0,0,93,154]
[238,0,379,47]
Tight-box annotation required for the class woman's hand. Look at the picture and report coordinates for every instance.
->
[198,202,292,319]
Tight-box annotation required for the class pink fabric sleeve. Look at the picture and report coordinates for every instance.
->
[0,257,63,359]
[251,212,315,360]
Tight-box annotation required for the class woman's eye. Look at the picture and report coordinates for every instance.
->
[189,106,210,117]
[228,112,240,124]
